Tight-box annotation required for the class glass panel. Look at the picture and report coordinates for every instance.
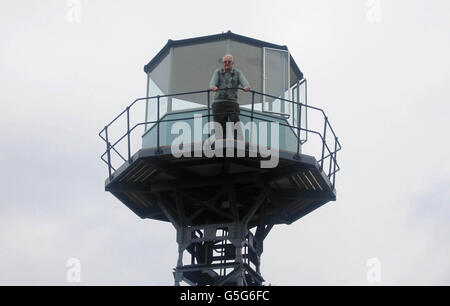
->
[170,40,262,107]
[290,62,299,88]
[146,77,169,131]
[290,85,298,129]
[263,48,289,115]
[171,98,204,112]
[228,40,262,105]
[299,80,307,143]
[170,40,227,105]
[146,53,171,130]
[290,80,307,143]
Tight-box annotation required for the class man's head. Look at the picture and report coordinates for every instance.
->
[222,54,234,72]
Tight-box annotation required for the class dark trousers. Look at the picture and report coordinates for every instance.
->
[212,102,241,140]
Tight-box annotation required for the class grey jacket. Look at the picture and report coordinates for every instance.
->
[209,68,250,103]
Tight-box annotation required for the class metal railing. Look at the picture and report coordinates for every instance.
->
[99,85,341,189]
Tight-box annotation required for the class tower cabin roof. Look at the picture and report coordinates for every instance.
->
[143,31,303,81]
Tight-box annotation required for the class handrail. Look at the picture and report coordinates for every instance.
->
[100,117,340,190]
[98,87,330,137]
[99,85,341,189]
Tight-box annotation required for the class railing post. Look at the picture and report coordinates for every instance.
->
[296,80,301,157]
[328,142,333,177]
[297,105,302,156]
[250,91,255,121]
[305,79,308,143]
[332,137,338,189]
[156,95,161,154]
[328,122,333,176]
[105,126,112,181]
[250,91,256,153]
[126,106,131,163]
[207,90,211,138]
[291,88,295,125]
[320,116,328,170]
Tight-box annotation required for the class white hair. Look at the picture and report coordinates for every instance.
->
[222,54,233,62]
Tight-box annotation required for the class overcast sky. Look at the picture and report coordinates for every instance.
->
[0,0,449,285]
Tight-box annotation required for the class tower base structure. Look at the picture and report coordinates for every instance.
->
[174,222,268,286]
[104,145,337,286]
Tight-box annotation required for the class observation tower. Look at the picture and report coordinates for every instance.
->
[99,31,341,286]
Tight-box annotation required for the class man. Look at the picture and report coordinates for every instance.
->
[209,54,250,139]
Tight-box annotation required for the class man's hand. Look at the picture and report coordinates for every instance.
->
[211,86,218,91]
[243,86,250,92]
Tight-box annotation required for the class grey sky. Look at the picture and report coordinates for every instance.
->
[0,0,449,285]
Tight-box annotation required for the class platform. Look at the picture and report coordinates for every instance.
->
[105,142,336,227]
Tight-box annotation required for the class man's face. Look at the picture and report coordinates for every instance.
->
[223,56,234,72]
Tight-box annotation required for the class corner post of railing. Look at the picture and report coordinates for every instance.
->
[126,106,131,163]
[207,89,211,138]
[328,142,333,177]
[305,79,308,143]
[320,116,328,170]
[250,91,255,121]
[295,106,302,160]
[156,95,161,154]
[332,137,338,189]
[105,126,112,181]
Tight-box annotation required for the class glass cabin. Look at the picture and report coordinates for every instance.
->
[142,31,307,153]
